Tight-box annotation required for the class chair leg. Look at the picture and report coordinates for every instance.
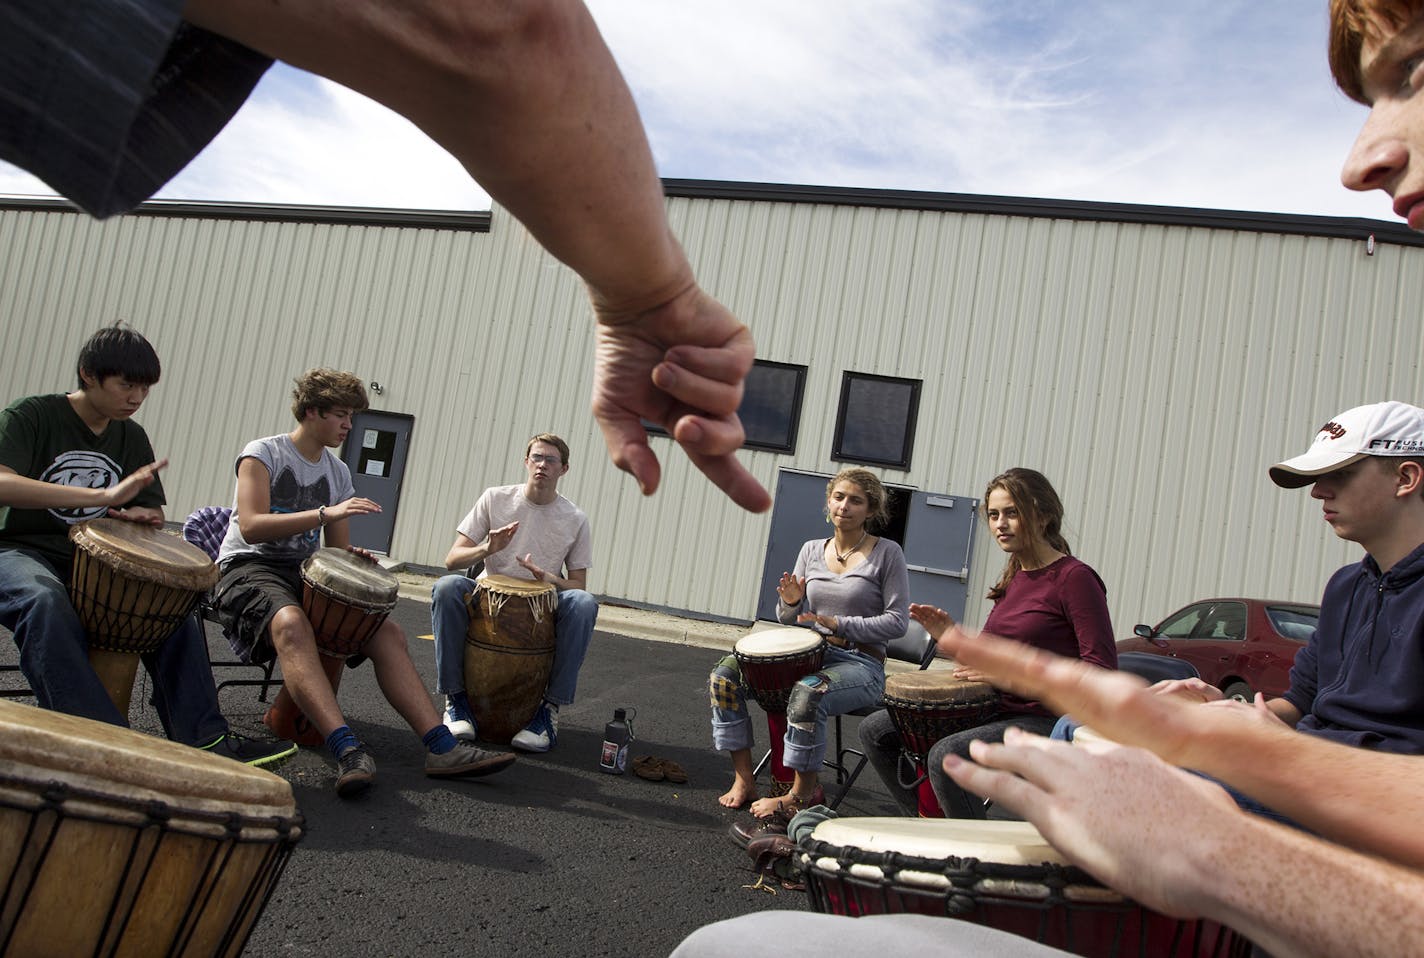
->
[823,713,869,810]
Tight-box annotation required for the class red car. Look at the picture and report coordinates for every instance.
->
[1116,598,1320,702]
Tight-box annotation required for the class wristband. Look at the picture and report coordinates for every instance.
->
[318,505,327,527]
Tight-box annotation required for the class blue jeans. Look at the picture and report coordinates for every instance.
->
[710,644,885,771]
[431,574,598,706]
[0,547,227,745]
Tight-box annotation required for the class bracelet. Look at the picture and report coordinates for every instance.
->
[317,505,327,527]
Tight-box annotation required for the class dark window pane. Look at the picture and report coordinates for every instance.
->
[740,361,805,452]
[833,373,920,468]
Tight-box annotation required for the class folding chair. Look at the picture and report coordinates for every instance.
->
[754,621,937,810]
[182,507,279,701]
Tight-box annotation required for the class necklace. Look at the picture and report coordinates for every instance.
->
[833,531,868,564]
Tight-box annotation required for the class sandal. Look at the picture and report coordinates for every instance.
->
[632,754,665,781]
[661,759,688,784]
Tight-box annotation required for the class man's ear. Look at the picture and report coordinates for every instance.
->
[1396,460,1424,499]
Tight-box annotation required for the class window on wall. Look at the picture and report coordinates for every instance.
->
[740,360,806,452]
[832,371,921,469]
[643,359,807,454]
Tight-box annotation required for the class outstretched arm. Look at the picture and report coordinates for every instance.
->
[181,0,770,512]
[935,623,1424,868]
[945,729,1424,958]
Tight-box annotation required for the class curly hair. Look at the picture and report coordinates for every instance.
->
[1329,0,1423,103]
[825,467,891,531]
[290,368,369,421]
[983,467,1072,601]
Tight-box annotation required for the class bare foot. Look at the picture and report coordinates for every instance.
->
[718,777,758,809]
[748,793,791,819]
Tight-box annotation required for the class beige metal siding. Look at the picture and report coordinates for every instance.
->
[3,199,1420,634]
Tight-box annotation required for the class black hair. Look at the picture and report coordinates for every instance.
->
[75,324,161,389]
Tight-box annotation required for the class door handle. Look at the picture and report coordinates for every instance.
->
[906,563,968,582]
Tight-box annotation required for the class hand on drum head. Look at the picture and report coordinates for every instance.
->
[776,573,805,606]
[345,545,379,563]
[950,666,991,684]
[516,553,549,581]
[909,603,956,640]
[591,283,771,514]
[944,727,1240,920]
[108,505,164,526]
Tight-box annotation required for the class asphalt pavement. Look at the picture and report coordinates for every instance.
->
[2,590,910,957]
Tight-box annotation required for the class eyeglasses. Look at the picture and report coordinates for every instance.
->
[527,454,562,466]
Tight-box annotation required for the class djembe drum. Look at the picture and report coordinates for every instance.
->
[462,574,559,743]
[68,518,219,715]
[0,698,303,957]
[300,548,399,658]
[797,817,1249,958]
[732,628,827,714]
[733,628,828,793]
[882,672,1000,817]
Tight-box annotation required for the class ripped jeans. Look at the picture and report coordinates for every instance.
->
[709,644,884,771]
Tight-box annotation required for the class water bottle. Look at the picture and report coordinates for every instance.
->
[599,707,635,774]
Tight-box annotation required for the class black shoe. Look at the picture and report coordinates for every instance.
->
[729,816,788,849]
[336,744,376,798]
[200,732,299,769]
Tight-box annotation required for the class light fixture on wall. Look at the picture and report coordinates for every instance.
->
[369,381,385,395]
[1366,234,1376,256]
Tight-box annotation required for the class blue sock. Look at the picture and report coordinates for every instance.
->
[326,725,359,759]
[424,725,457,755]
[447,690,475,725]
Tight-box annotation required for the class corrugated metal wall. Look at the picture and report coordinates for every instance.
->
[3,196,1420,634]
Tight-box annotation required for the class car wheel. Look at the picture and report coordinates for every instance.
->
[1222,681,1253,704]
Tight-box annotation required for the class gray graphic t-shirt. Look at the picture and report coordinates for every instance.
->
[218,434,354,566]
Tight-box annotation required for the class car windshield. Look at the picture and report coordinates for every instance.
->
[1267,606,1319,642]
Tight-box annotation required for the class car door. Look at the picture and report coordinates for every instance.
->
[1171,600,1248,688]
[1131,601,1210,668]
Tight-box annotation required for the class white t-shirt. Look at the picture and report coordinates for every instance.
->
[457,483,592,581]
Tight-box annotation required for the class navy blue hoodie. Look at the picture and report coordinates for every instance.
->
[1284,541,1424,753]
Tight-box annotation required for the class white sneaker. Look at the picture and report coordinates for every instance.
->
[511,702,558,753]
[443,699,478,742]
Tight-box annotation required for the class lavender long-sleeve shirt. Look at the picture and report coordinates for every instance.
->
[776,537,910,648]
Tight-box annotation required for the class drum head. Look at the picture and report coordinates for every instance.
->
[735,627,823,658]
[69,518,218,591]
[0,698,293,816]
[810,818,1068,868]
[479,573,557,598]
[884,672,997,706]
[301,548,398,605]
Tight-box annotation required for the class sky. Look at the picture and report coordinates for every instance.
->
[0,1,1398,224]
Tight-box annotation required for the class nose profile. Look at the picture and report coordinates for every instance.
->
[1341,107,1408,194]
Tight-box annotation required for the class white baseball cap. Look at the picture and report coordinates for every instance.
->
[1269,401,1424,488]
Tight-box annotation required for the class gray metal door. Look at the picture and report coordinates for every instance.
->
[756,470,978,623]
[341,411,413,555]
[756,471,837,622]
[901,491,978,624]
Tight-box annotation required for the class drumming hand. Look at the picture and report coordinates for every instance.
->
[776,573,805,606]
[485,522,519,556]
[591,282,771,513]
[1151,677,1224,704]
[516,553,548,581]
[331,496,382,522]
[951,667,992,684]
[107,458,169,507]
[944,727,1238,919]
[108,506,164,527]
[796,612,838,634]
[909,603,956,640]
[345,545,378,563]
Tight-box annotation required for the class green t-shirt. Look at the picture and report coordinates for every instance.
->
[0,393,165,568]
